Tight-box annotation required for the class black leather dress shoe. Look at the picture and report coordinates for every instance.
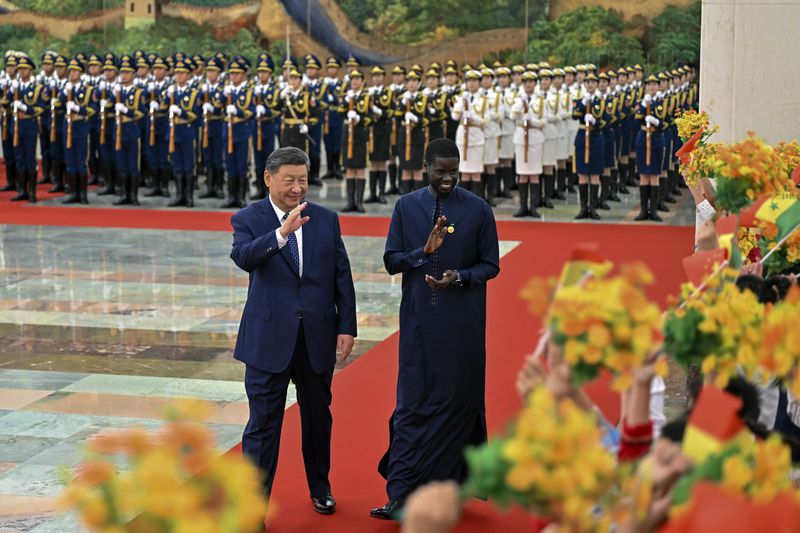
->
[312,493,336,515]
[370,499,404,520]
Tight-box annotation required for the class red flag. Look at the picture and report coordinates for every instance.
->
[739,195,769,227]
[676,128,704,165]
[682,248,727,286]
[792,164,800,185]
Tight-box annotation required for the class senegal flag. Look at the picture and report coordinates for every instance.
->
[750,194,800,240]
[558,244,614,288]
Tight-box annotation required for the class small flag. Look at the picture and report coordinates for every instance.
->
[753,194,800,241]
[682,248,727,287]
[557,243,613,288]
[792,164,800,186]
[683,386,745,464]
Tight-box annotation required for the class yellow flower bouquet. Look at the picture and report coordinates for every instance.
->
[674,110,716,143]
[671,434,797,509]
[463,387,618,531]
[757,287,800,398]
[679,142,722,188]
[758,220,800,272]
[544,264,663,392]
[663,274,764,388]
[59,399,268,533]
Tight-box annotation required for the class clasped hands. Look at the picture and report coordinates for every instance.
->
[423,216,458,289]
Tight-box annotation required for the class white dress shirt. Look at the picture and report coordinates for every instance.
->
[270,195,304,277]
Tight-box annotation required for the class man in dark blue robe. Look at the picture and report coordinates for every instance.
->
[371,138,500,519]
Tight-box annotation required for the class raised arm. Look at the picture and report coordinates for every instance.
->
[383,202,430,275]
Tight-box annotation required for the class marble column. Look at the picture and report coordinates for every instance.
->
[700,0,800,144]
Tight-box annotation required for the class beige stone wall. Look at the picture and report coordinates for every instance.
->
[549,0,696,20]
[700,0,800,144]
[163,0,259,27]
[0,8,123,40]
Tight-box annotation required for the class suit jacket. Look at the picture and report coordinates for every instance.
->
[230,200,358,374]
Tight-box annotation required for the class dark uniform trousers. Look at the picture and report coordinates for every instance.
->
[242,322,334,499]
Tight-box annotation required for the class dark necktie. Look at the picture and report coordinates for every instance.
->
[281,213,300,273]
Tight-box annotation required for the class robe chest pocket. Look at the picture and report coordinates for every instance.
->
[244,303,271,321]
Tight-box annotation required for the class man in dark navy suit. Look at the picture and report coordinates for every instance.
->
[230,146,357,517]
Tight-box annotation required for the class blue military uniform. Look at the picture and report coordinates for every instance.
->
[633,73,668,222]
[112,55,146,206]
[217,56,254,209]
[96,54,120,196]
[84,54,104,187]
[198,57,226,200]
[572,72,608,220]
[252,55,280,201]
[60,58,97,204]
[143,56,172,198]
[321,56,345,181]
[166,59,201,208]
[303,54,327,186]
[0,54,18,192]
[9,55,48,203]
[35,51,56,187]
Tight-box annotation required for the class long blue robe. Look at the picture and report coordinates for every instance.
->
[379,186,500,500]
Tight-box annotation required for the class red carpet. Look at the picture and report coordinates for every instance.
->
[1,183,693,531]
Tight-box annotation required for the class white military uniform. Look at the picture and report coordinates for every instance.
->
[498,85,517,160]
[566,81,584,158]
[452,90,486,173]
[510,90,545,175]
[555,85,572,161]
[540,87,559,167]
[480,87,502,166]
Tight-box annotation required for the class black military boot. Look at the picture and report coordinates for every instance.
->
[1,160,17,192]
[38,157,52,184]
[589,183,601,220]
[11,169,30,202]
[513,180,530,218]
[665,170,677,203]
[308,157,322,186]
[387,164,399,194]
[597,176,611,210]
[145,168,163,197]
[220,174,237,208]
[553,167,566,200]
[365,171,379,203]
[130,173,140,206]
[377,171,387,204]
[529,182,542,218]
[113,176,132,205]
[484,174,497,207]
[212,168,223,199]
[608,170,621,202]
[62,174,80,204]
[250,167,267,200]
[501,167,514,198]
[321,153,335,180]
[49,161,65,193]
[671,169,682,196]
[184,175,195,208]
[354,178,366,213]
[634,185,650,221]
[540,173,554,208]
[618,163,629,194]
[79,173,89,204]
[575,183,589,219]
[169,174,187,207]
[341,179,356,213]
[649,185,663,222]
[98,166,116,195]
[657,177,670,212]
[237,174,248,208]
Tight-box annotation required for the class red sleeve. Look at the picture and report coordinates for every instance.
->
[618,418,653,462]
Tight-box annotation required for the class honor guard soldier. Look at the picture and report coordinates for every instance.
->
[85,53,104,186]
[387,65,406,195]
[596,71,616,210]
[278,66,316,154]
[634,73,668,222]
[496,66,516,199]
[198,56,226,200]
[365,65,392,204]
[9,55,47,203]
[452,69,486,197]
[442,64,460,143]
[551,68,572,200]
[135,55,152,190]
[60,57,96,204]
[96,54,120,196]
[341,69,371,213]
[479,67,503,206]
[618,66,636,194]
[46,55,69,195]
[655,71,673,214]
[36,51,55,186]
[144,56,172,198]
[162,58,199,207]
[395,70,428,193]
[1,53,18,192]
[218,56,254,209]
[112,55,146,206]
[537,68,559,209]
[572,72,607,220]
[191,54,206,89]
[302,54,328,186]
[423,67,447,141]
[321,56,345,181]
[510,70,545,218]
[252,55,280,200]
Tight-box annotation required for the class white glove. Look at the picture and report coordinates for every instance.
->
[327,93,334,103]
[149,100,160,113]
[347,109,358,121]
[279,87,289,99]
[115,103,128,114]
[202,102,214,114]
[226,104,238,116]
[299,124,308,134]
[547,115,557,123]
[585,114,596,126]
[461,110,472,122]
[643,94,652,103]
[256,104,266,117]
[645,115,660,127]
[345,89,354,102]
[167,85,174,97]
[10,80,19,92]
[169,104,182,116]
[14,101,28,113]
[428,107,437,116]
[63,81,73,93]
[401,93,411,105]
[148,82,155,92]
[98,80,106,92]
[510,102,523,114]
[67,101,80,113]
[223,85,233,97]
[405,111,418,123]
[368,87,376,96]
[582,95,591,106]
[100,99,108,109]
[371,105,382,116]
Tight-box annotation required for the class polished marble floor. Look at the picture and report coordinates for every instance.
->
[0,223,519,531]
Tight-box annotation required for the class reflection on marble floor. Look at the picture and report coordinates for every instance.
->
[0,224,519,531]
